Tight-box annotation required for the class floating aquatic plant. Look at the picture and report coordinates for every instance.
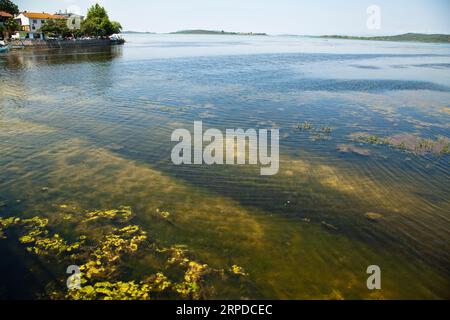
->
[230,265,248,276]
[295,122,333,143]
[161,245,248,299]
[0,206,249,300]
[82,206,133,223]
[350,132,450,155]
[174,261,210,299]
[67,279,162,300]
[0,217,20,239]
[25,234,85,256]
[66,271,172,301]
[154,208,171,221]
[296,121,333,134]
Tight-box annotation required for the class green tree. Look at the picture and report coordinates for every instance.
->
[0,0,19,15]
[111,21,122,34]
[1,17,19,38]
[80,3,121,37]
[39,19,71,38]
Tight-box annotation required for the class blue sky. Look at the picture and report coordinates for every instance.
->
[15,0,450,35]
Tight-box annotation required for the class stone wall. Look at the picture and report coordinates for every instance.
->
[10,39,124,49]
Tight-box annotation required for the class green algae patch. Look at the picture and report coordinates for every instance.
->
[153,208,171,222]
[230,265,248,276]
[82,206,133,223]
[1,216,85,257]
[296,121,333,134]
[296,121,333,141]
[350,132,450,155]
[0,207,249,300]
[66,276,172,300]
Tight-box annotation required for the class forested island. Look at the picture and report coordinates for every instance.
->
[171,29,267,36]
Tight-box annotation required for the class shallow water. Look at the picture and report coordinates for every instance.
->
[0,34,449,299]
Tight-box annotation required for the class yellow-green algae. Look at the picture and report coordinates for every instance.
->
[230,265,248,276]
[154,208,171,221]
[82,206,133,223]
[0,207,248,300]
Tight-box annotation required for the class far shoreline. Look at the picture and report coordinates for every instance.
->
[317,33,450,44]
[121,31,449,44]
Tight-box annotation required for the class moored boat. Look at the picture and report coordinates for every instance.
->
[0,41,11,53]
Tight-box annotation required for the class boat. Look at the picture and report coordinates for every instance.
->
[0,45,10,53]
[0,41,11,53]
[109,34,126,45]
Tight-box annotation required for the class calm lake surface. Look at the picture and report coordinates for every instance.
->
[0,34,449,299]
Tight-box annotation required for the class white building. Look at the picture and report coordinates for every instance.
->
[15,12,65,39]
[58,13,84,31]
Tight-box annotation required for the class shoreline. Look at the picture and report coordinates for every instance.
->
[8,38,125,50]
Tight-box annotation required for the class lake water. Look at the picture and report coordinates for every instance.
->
[0,34,449,299]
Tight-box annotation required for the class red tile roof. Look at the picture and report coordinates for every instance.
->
[0,11,13,18]
[22,12,65,20]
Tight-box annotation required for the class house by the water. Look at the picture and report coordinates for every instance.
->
[14,12,65,39]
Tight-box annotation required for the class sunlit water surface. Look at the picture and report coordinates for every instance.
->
[0,34,449,299]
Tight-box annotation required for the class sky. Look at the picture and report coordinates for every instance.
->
[14,0,450,35]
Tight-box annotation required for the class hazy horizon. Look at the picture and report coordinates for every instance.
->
[14,0,450,36]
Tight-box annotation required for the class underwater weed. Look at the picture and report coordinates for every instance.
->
[296,122,333,134]
[350,132,450,156]
[0,206,248,300]
[82,206,133,223]
[295,122,333,142]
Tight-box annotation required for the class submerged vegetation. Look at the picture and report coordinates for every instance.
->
[350,132,450,155]
[296,121,333,141]
[0,206,248,300]
[296,121,332,134]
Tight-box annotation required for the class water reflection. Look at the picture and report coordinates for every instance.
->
[0,46,123,71]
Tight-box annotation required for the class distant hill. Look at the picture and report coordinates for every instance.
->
[171,29,267,36]
[320,33,450,43]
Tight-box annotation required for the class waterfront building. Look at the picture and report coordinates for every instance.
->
[15,12,65,39]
